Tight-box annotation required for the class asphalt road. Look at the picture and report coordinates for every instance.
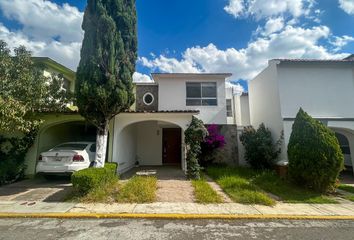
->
[0,218,354,240]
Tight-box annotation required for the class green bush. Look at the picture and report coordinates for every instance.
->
[240,124,283,170]
[185,117,208,179]
[288,108,344,192]
[71,163,118,195]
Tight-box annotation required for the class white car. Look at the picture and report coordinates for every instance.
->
[36,142,96,176]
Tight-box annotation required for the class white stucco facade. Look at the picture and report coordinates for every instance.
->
[247,59,354,171]
[154,73,230,124]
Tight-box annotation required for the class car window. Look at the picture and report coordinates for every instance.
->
[89,144,96,152]
[52,143,88,151]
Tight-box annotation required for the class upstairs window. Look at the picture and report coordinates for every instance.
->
[226,99,232,117]
[186,82,217,106]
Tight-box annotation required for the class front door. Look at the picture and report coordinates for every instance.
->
[162,128,182,165]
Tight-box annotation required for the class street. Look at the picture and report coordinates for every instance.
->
[0,218,354,240]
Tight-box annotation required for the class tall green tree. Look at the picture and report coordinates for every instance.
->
[0,40,73,184]
[76,0,137,167]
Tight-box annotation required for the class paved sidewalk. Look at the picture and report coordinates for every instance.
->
[1,201,354,218]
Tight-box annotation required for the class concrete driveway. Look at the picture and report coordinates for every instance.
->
[0,177,72,202]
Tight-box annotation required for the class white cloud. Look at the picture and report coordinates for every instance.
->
[224,0,315,20]
[0,23,80,70]
[339,0,354,15]
[0,0,83,42]
[0,0,83,70]
[132,72,153,83]
[140,25,349,81]
[225,81,245,95]
[263,17,285,35]
[224,0,244,18]
[330,35,354,51]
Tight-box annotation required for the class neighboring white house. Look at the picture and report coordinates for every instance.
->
[240,57,354,173]
[111,73,233,173]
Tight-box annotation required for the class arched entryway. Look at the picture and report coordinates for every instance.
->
[115,120,184,173]
[332,128,354,177]
[37,121,97,158]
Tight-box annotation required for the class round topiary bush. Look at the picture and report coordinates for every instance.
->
[288,108,344,192]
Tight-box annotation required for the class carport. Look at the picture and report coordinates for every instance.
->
[24,114,98,176]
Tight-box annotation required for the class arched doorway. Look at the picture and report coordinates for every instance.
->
[115,120,184,173]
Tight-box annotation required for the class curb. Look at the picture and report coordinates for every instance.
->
[1,213,354,220]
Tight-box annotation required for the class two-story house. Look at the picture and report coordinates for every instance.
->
[111,73,236,173]
[25,70,238,176]
[238,57,354,174]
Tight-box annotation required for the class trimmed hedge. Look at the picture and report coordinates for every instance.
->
[288,108,344,192]
[71,163,118,195]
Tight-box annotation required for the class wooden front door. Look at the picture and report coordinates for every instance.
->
[162,128,182,165]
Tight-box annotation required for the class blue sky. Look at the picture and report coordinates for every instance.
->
[0,0,354,93]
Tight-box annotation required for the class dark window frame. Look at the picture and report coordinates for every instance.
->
[226,99,232,117]
[186,82,217,106]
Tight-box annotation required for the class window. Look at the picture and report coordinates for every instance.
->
[186,82,217,106]
[143,92,154,105]
[226,99,232,117]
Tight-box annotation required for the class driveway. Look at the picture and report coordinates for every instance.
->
[0,178,72,202]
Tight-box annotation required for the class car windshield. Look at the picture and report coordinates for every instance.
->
[52,143,88,151]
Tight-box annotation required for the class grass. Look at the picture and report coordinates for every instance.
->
[192,179,223,204]
[253,171,337,204]
[115,176,157,203]
[338,184,354,194]
[66,176,157,204]
[207,166,338,205]
[344,195,354,202]
[206,166,275,206]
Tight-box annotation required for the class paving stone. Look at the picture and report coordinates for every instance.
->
[311,204,354,216]
[0,202,75,213]
[69,203,137,213]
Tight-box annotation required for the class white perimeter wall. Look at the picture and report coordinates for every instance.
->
[158,77,227,124]
[248,62,286,158]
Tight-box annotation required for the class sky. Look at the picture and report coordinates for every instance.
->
[0,0,354,93]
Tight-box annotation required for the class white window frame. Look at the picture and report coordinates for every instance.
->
[143,92,154,106]
[186,82,218,106]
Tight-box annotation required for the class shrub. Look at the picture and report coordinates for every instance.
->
[71,163,118,195]
[200,124,226,166]
[288,108,344,192]
[185,117,208,179]
[240,124,283,170]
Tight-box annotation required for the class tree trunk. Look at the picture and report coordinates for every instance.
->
[94,123,108,168]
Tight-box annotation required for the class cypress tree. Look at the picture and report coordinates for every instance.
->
[288,108,344,192]
[76,0,137,167]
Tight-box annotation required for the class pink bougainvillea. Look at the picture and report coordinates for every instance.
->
[203,124,226,149]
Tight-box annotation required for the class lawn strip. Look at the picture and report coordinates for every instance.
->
[115,176,157,203]
[192,179,223,204]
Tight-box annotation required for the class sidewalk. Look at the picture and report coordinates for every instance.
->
[1,201,354,219]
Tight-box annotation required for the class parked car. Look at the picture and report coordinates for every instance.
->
[36,142,96,176]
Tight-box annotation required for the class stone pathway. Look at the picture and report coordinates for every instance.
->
[157,180,195,203]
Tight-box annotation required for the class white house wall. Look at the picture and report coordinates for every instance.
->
[115,123,137,173]
[235,95,251,126]
[136,121,162,166]
[157,77,227,124]
[248,62,286,158]
[277,62,354,118]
